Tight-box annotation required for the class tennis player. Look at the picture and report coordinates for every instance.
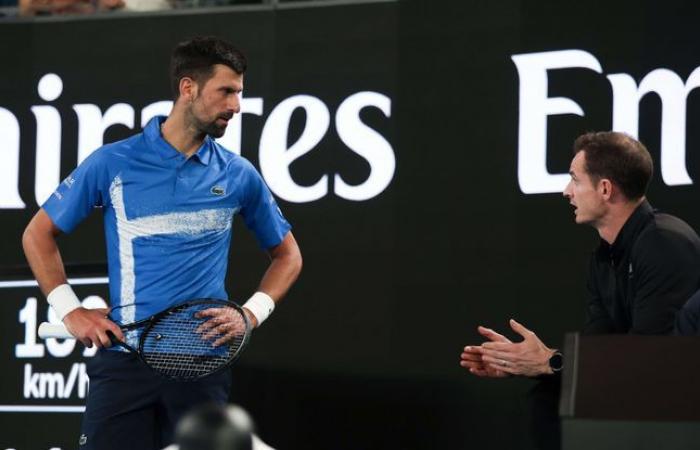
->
[22,36,302,450]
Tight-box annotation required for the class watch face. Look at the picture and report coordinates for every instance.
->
[549,352,564,372]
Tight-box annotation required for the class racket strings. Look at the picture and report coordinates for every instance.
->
[140,302,247,380]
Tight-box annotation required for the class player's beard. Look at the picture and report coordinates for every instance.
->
[199,113,233,138]
[188,106,233,139]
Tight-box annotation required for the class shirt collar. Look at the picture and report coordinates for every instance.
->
[192,140,212,166]
[144,115,212,166]
[600,200,654,263]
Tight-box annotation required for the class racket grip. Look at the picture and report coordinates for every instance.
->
[38,322,74,339]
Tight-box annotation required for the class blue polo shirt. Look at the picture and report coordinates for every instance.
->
[43,116,291,336]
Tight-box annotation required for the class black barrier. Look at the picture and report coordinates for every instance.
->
[3,0,700,449]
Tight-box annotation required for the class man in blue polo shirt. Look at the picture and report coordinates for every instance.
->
[22,36,302,450]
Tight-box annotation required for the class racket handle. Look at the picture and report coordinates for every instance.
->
[38,322,74,339]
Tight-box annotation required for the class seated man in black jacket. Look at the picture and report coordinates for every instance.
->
[459,131,700,449]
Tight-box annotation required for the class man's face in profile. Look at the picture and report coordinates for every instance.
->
[563,151,606,226]
[188,64,243,138]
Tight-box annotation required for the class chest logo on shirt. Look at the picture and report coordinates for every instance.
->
[210,185,225,196]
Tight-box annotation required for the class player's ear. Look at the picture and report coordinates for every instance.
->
[599,178,613,200]
[179,77,197,101]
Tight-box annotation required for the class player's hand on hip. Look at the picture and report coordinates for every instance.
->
[63,307,124,349]
[196,306,250,346]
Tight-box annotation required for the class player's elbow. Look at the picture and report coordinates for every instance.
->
[22,210,58,257]
[273,232,302,278]
[285,242,303,282]
[22,220,40,257]
[291,247,303,278]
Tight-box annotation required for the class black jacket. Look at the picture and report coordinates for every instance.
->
[583,201,700,335]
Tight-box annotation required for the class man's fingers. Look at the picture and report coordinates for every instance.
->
[466,365,510,378]
[469,368,491,377]
[460,352,483,362]
[201,322,230,341]
[95,330,112,348]
[211,334,233,347]
[81,338,94,348]
[463,345,484,353]
[460,358,484,368]
[509,318,533,338]
[480,349,512,361]
[482,341,517,351]
[107,323,124,342]
[195,307,227,319]
[477,326,511,343]
[196,316,227,334]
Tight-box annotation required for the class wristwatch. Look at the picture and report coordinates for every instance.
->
[548,351,564,373]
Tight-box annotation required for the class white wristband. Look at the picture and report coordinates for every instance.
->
[47,284,81,321]
[243,291,275,327]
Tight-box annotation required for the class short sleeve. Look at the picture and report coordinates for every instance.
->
[239,164,291,249]
[42,149,106,233]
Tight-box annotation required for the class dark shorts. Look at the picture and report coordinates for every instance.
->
[78,349,232,450]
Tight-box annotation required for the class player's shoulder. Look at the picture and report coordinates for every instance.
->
[635,211,700,259]
[83,133,145,165]
[643,211,699,242]
[210,140,258,174]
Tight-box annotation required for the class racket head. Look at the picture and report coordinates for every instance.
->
[137,298,251,381]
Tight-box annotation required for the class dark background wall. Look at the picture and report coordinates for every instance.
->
[2,1,700,448]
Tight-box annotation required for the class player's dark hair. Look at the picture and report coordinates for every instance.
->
[170,36,247,100]
[573,131,653,201]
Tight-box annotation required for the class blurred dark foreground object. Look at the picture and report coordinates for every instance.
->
[177,403,254,450]
[560,333,700,450]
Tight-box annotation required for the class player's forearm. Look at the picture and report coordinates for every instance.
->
[257,233,302,302]
[22,215,68,296]
[258,249,302,301]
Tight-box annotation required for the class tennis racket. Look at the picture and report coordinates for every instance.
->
[38,298,251,381]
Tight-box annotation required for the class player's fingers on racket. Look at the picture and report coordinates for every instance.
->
[197,307,244,333]
[211,333,233,348]
[195,307,231,319]
[205,313,247,346]
[104,320,124,343]
[200,321,229,341]
[195,308,229,333]
[94,329,113,348]
[211,327,246,348]
[202,318,245,343]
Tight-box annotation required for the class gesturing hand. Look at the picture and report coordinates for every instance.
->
[460,325,513,378]
[478,319,555,377]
